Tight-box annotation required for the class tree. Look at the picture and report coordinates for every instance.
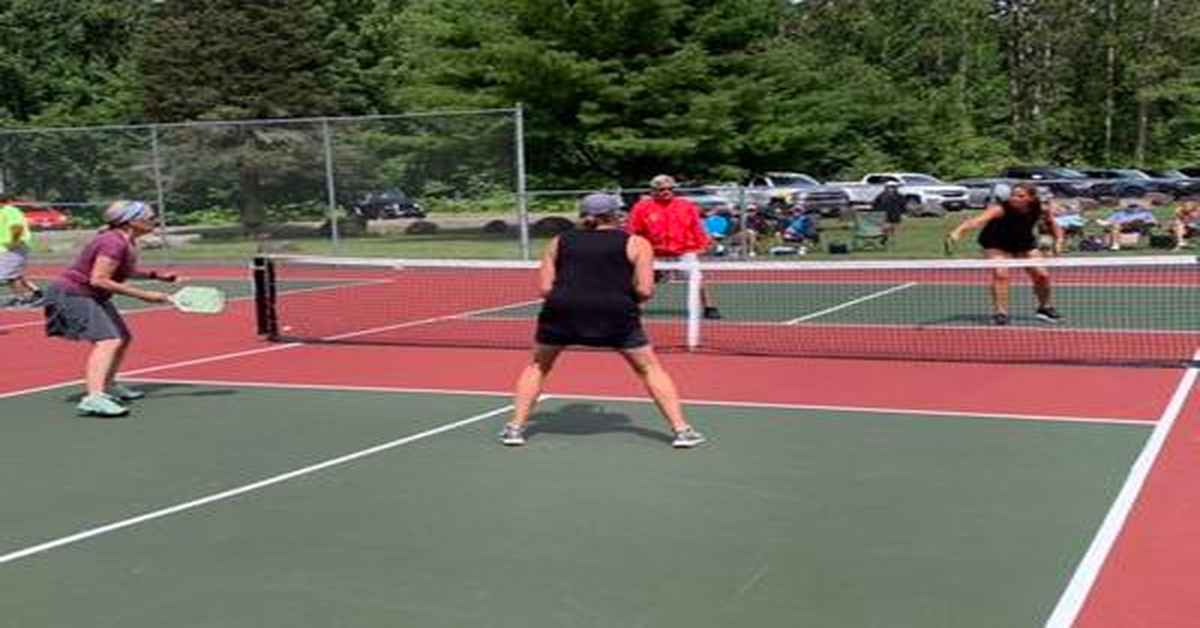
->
[138,0,339,229]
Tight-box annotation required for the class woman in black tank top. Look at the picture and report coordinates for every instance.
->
[948,183,1065,326]
[498,193,706,449]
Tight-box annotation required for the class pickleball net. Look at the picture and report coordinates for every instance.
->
[253,254,1200,367]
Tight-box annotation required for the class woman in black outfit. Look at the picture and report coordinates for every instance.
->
[500,193,705,448]
[948,182,1064,326]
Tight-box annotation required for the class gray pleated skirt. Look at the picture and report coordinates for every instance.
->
[43,283,130,341]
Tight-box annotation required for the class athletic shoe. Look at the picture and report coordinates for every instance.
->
[499,423,526,446]
[77,393,129,418]
[992,312,1009,326]
[107,383,146,401]
[1035,306,1063,323]
[703,306,723,320]
[672,426,707,448]
[653,270,670,284]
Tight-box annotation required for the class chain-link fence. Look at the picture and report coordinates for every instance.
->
[0,108,528,263]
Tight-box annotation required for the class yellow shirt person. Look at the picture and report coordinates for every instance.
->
[0,203,41,307]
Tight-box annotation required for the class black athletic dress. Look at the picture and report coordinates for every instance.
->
[535,229,649,349]
[978,202,1042,254]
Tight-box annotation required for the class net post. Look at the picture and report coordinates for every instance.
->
[252,256,278,338]
[685,256,702,351]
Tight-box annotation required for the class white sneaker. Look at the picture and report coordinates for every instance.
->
[672,427,707,448]
[499,423,526,446]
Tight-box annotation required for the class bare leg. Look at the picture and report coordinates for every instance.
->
[619,346,689,432]
[509,345,563,428]
[105,337,132,389]
[1023,251,1052,308]
[984,249,1012,315]
[86,339,124,396]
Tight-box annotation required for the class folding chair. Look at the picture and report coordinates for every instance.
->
[850,210,890,251]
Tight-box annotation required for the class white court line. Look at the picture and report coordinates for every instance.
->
[124,377,1153,427]
[0,278,391,332]
[0,403,516,567]
[1044,349,1200,627]
[784,282,918,325]
[0,297,545,398]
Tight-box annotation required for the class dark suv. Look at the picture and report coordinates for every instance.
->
[1076,169,1180,198]
[999,166,1095,197]
[350,190,426,219]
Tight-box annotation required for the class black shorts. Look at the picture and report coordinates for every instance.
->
[978,237,1036,255]
[535,325,649,350]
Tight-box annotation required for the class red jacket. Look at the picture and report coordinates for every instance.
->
[626,196,710,257]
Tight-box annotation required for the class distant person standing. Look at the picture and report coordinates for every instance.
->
[872,181,906,239]
[626,175,722,319]
[0,202,42,307]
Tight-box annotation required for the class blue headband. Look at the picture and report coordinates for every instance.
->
[104,201,152,226]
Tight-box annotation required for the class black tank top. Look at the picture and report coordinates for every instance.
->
[978,202,1042,252]
[541,229,639,339]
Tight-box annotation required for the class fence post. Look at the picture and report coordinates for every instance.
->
[150,126,170,265]
[321,119,339,254]
[514,104,530,260]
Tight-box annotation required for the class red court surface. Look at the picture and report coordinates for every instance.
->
[3,261,1200,626]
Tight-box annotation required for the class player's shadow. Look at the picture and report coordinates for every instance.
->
[63,382,237,402]
[524,402,673,445]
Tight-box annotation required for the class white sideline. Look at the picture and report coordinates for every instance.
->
[0,403,516,567]
[1043,349,1200,627]
[785,282,918,324]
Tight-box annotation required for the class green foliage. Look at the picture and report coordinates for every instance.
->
[3,0,1200,214]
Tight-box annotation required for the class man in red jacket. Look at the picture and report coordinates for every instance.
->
[627,175,722,319]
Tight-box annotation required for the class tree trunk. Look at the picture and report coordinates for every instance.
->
[1104,0,1118,162]
[1135,0,1163,166]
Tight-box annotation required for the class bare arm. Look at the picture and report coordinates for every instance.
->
[538,237,559,297]
[1042,210,1065,255]
[628,235,655,302]
[949,205,1004,241]
[9,224,24,246]
[90,256,170,303]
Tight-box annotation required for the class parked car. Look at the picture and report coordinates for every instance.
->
[349,189,425,219]
[676,186,736,214]
[2,199,71,230]
[999,165,1096,198]
[1076,168,1175,198]
[1132,169,1200,197]
[743,172,850,217]
[829,172,970,215]
[953,178,1010,208]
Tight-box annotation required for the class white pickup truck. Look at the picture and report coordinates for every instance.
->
[829,172,971,215]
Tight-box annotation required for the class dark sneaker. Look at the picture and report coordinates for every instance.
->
[107,383,146,401]
[1035,307,1063,324]
[499,423,526,446]
[703,306,723,320]
[672,427,707,449]
[653,270,670,284]
[992,312,1009,326]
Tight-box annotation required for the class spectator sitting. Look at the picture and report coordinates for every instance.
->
[702,209,731,255]
[781,210,819,251]
[1097,203,1158,251]
[1170,200,1200,250]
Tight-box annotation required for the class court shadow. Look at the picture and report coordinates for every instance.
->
[524,402,673,445]
[919,313,1040,326]
[62,382,238,402]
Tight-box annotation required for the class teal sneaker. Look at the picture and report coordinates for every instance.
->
[77,393,129,418]
[107,383,145,401]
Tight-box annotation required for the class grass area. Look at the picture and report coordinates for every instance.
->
[26,204,1189,263]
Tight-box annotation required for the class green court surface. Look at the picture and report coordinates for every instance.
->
[0,383,1150,627]
[484,281,1198,330]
